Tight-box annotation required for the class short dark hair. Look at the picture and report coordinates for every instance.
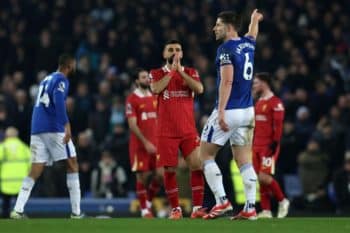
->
[255,72,273,88]
[132,67,147,81]
[218,11,242,31]
[58,54,74,67]
[164,39,182,49]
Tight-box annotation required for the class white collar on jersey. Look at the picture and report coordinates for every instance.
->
[259,92,274,100]
[162,65,185,72]
[134,88,152,98]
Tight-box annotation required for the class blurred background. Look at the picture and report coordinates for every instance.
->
[0,0,349,217]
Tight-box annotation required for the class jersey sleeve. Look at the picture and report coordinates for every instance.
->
[243,36,256,46]
[218,44,234,67]
[149,69,163,83]
[189,68,200,81]
[271,98,285,142]
[53,78,69,125]
[125,95,137,118]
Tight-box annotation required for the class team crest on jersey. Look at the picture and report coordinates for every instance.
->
[153,100,157,108]
[262,104,267,112]
[140,104,145,109]
[57,81,65,92]
[219,53,231,65]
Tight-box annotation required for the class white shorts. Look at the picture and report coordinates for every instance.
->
[201,107,255,146]
[30,133,77,166]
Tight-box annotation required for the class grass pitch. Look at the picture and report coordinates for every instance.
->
[0,218,349,233]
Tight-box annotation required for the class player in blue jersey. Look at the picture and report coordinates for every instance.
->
[201,10,263,220]
[10,54,84,219]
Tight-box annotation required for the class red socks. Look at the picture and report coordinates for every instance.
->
[164,171,179,208]
[259,185,271,210]
[269,179,285,202]
[136,181,147,209]
[260,179,285,210]
[191,170,204,207]
[148,178,161,202]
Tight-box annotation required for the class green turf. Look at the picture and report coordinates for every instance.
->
[0,218,349,233]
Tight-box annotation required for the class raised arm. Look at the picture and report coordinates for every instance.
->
[150,72,173,94]
[245,9,263,40]
[178,69,204,94]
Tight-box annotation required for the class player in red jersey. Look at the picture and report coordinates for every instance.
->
[149,40,206,219]
[252,72,290,218]
[126,68,162,218]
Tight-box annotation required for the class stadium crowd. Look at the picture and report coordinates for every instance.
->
[0,0,350,214]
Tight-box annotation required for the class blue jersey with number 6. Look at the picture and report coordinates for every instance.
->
[215,36,256,110]
[31,72,69,134]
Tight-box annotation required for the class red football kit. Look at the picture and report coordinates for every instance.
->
[126,88,158,172]
[253,94,284,174]
[150,66,200,167]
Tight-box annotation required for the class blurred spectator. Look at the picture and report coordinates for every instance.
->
[333,151,350,214]
[0,127,30,218]
[76,130,97,196]
[298,140,329,202]
[88,98,110,144]
[91,150,127,198]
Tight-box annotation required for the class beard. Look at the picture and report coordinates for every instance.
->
[167,54,175,64]
[139,83,149,89]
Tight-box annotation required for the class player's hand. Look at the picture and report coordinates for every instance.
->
[63,131,71,144]
[172,53,181,71]
[144,140,157,154]
[218,112,229,132]
[251,9,263,22]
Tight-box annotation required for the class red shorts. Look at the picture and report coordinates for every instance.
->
[252,145,280,175]
[129,147,158,172]
[157,134,200,167]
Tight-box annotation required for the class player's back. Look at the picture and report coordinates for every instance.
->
[215,36,256,109]
[31,72,69,135]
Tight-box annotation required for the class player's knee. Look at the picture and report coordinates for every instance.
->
[66,158,79,173]
[258,172,271,185]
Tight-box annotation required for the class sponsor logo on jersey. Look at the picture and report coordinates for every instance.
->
[163,90,170,100]
[255,114,267,121]
[141,112,157,120]
[219,53,231,65]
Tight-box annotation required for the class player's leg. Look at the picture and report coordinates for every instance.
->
[66,156,82,218]
[157,137,182,219]
[181,140,205,219]
[253,147,272,218]
[135,171,154,218]
[200,110,234,219]
[258,150,289,218]
[231,145,258,220]
[11,163,45,218]
[147,167,163,209]
[12,134,47,218]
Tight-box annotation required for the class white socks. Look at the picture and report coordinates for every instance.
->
[240,163,257,212]
[14,177,35,213]
[203,160,227,205]
[67,173,81,215]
